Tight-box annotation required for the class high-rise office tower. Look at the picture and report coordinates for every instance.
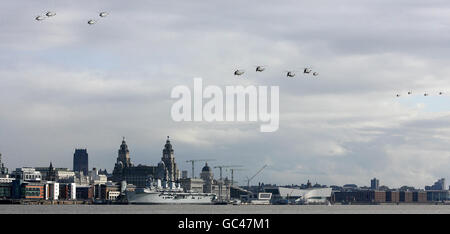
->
[371,178,379,190]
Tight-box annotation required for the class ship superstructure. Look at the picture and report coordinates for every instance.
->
[126,179,216,204]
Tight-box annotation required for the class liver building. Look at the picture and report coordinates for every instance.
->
[157,136,180,182]
[111,136,180,187]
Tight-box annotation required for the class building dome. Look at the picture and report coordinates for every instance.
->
[202,162,211,172]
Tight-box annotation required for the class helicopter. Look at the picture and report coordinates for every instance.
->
[35,16,45,21]
[255,65,266,72]
[286,71,296,77]
[45,11,56,17]
[234,70,245,76]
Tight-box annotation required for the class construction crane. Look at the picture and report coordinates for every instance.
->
[246,164,268,189]
[226,168,246,187]
[186,159,215,179]
[214,165,242,202]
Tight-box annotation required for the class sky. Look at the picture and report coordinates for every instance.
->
[1,0,450,189]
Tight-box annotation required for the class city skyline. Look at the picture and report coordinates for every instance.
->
[0,137,448,190]
[2,0,450,188]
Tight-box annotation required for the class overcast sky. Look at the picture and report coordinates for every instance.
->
[1,0,450,188]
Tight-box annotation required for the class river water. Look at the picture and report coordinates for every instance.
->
[1,204,450,214]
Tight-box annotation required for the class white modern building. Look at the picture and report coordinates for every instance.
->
[45,181,59,200]
[34,167,76,182]
[107,191,121,201]
[90,168,107,185]
[0,177,14,183]
[74,171,90,186]
[277,187,332,204]
[12,167,42,182]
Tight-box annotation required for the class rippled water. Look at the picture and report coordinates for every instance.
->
[1,204,450,214]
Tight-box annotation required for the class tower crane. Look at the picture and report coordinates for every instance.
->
[186,159,215,179]
[226,168,246,187]
[214,165,242,202]
[246,164,268,189]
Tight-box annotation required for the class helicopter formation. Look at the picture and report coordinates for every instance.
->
[88,12,108,25]
[35,11,109,25]
[234,66,319,78]
[395,91,444,97]
[33,11,448,99]
[35,11,56,21]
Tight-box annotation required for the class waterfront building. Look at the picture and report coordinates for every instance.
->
[45,181,59,200]
[371,178,379,190]
[373,190,386,202]
[276,187,332,204]
[110,135,158,186]
[112,137,180,188]
[425,178,446,191]
[55,169,76,183]
[90,168,107,185]
[118,164,157,188]
[0,177,14,183]
[0,182,12,199]
[211,178,231,201]
[399,191,413,202]
[0,153,8,177]
[330,185,343,191]
[59,183,76,200]
[342,184,358,191]
[76,185,94,200]
[74,171,90,186]
[12,168,42,182]
[179,178,204,193]
[11,180,45,199]
[73,149,89,176]
[22,182,45,199]
[46,162,56,181]
[111,137,157,187]
[159,136,180,182]
[94,181,121,201]
[200,162,214,193]
[230,185,252,199]
[108,191,121,201]
[385,191,400,203]
[334,189,445,204]
[426,190,449,202]
[35,165,75,183]
[333,190,386,204]
[98,169,109,176]
[412,191,427,202]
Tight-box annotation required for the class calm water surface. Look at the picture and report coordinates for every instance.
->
[1,204,450,214]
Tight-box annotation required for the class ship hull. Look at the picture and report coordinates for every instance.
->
[127,190,215,204]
